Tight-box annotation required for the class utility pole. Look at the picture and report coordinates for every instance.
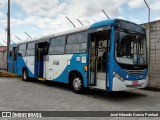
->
[7,0,10,70]
[144,0,150,23]
[144,0,151,83]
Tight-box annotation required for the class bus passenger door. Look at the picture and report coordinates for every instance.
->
[88,29,110,90]
[12,47,18,73]
[35,42,48,78]
[88,34,97,86]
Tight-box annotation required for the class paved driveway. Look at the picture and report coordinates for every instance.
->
[0,77,160,120]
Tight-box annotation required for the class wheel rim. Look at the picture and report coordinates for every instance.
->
[23,71,27,80]
[73,77,82,90]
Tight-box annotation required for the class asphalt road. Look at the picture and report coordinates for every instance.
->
[0,77,160,120]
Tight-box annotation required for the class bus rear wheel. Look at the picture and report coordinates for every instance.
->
[71,74,84,93]
[22,69,29,81]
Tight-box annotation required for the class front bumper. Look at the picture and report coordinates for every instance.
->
[112,77,148,91]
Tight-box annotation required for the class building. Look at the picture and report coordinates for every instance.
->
[0,46,7,70]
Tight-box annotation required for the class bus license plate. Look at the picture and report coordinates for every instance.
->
[132,81,139,86]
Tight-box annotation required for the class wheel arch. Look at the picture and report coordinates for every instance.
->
[68,70,83,85]
[22,67,29,76]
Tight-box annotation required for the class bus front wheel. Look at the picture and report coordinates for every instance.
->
[71,74,84,93]
[22,69,29,81]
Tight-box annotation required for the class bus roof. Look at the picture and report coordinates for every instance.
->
[11,19,143,46]
[42,19,115,38]
[89,19,115,29]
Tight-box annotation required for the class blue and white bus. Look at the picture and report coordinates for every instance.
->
[8,19,148,93]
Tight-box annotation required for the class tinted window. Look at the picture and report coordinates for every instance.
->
[80,43,87,52]
[18,44,26,56]
[19,44,26,50]
[67,32,86,44]
[27,42,35,49]
[66,44,80,53]
[26,49,35,56]
[25,42,36,56]
[50,36,65,46]
[49,46,65,54]
[14,47,18,60]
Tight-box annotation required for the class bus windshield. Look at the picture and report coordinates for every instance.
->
[115,29,148,65]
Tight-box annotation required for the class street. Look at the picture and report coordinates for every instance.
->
[0,77,160,120]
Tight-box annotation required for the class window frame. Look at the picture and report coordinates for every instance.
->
[65,31,88,54]
[49,35,66,55]
[50,36,66,47]
[27,42,36,49]
[25,42,36,56]
[49,46,65,55]
[26,49,35,56]
[18,43,27,57]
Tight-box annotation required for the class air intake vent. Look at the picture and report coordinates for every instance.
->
[124,69,144,75]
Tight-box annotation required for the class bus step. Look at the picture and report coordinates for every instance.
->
[38,77,45,81]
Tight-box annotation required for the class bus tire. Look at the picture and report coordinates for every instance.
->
[71,74,84,94]
[22,68,29,81]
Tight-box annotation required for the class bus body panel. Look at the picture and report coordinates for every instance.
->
[23,56,35,77]
[45,54,73,82]
[16,56,26,75]
[112,77,148,91]
[111,57,148,91]
[45,54,88,87]
[108,26,115,91]
[8,56,12,72]
[14,56,35,77]
[89,19,114,29]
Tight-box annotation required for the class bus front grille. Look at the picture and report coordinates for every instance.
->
[124,69,144,75]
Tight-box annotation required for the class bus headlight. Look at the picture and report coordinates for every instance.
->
[113,72,124,82]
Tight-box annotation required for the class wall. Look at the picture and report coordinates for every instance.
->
[143,20,160,87]
[0,46,7,70]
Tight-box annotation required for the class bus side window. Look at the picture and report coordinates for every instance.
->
[18,44,27,57]
[66,32,87,53]
[49,36,66,55]
[14,47,18,61]
[26,42,35,56]
[106,30,111,53]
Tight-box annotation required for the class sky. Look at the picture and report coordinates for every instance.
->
[0,0,160,45]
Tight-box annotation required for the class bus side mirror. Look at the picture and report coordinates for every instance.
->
[114,31,119,43]
[114,23,120,30]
